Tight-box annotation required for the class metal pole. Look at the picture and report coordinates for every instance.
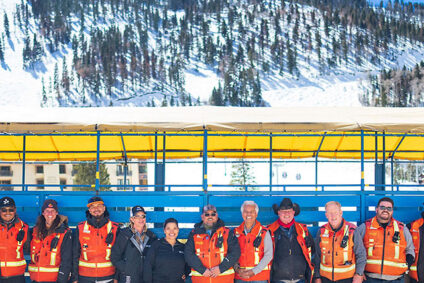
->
[390,134,406,191]
[361,130,365,191]
[120,133,128,190]
[163,132,166,189]
[315,133,326,190]
[202,129,208,192]
[95,130,100,195]
[154,132,158,190]
[269,133,273,191]
[383,133,386,188]
[21,135,26,191]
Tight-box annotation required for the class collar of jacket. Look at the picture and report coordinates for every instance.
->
[86,213,110,228]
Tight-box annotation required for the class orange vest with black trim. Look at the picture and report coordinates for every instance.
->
[191,226,235,283]
[267,220,315,282]
[0,220,28,277]
[77,220,118,278]
[29,227,69,282]
[363,217,408,276]
[234,221,270,281]
[409,217,423,281]
[319,220,356,281]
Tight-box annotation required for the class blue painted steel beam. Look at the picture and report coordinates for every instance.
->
[21,135,26,191]
[315,132,327,189]
[95,131,100,194]
[269,133,273,190]
[120,133,128,190]
[202,129,208,192]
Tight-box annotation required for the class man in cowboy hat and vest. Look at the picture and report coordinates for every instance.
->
[72,196,119,283]
[407,204,424,283]
[357,197,415,283]
[314,201,366,283]
[233,200,273,283]
[185,204,240,283]
[0,196,29,283]
[267,198,315,283]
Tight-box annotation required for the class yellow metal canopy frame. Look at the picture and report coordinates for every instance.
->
[0,106,423,161]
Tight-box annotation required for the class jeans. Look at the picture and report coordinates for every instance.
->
[365,276,404,283]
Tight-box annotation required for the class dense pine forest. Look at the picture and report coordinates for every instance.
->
[1,0,424,106]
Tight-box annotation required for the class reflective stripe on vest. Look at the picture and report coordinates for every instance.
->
[50,234,61,266]
[28,266,59,273]
[299,224,312,259]
[78,261,114,268]
[191,268,235,277]
[393,221,400,260]
[0,260,27,267]
[366,259,408,269]
[15,221,24,259]
[83,221,90,261]
[254,227,262,265]
[105,221,112,260]
[319,263,356,274]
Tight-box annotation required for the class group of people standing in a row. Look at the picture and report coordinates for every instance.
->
[0,195,423,283]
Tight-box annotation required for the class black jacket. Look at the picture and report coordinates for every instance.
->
[30,215,73,283]
[72,210,119,282]
[271,224,315,282]
[184,219,240,275]
[143,238,190,283]
[111,226,157,283]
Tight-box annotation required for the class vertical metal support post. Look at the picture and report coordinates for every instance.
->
[375,132,378,164]
[360,130,366,223]
[202,129,208,192]
[22,135,26,191]
[120,133,128,190]
[383,133,386,185]
[315,133,326,191]
[163,132,166,188]
[391,157,394,190]
[269,133,273,191]
[154,132,158,189]
[95,131,100,195]
[390,134,406,191]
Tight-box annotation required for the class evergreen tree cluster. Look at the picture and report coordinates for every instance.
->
[6,0,424,106]
[364,61,424,107]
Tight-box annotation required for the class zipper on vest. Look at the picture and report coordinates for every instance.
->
[332,232,335,281]
[381,227,386,274]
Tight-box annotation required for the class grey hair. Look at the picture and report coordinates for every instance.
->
[241,201,259,214]
[325,201,342,210]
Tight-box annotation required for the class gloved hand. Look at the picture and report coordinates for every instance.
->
[406,254,415,268]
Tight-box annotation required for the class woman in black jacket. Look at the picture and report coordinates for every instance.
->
[111,205,157,283]
[143,218,190,283]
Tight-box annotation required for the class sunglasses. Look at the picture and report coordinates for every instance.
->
[1,208,15,213]
[204,212,217,217]
[133,214,146,219]
[378,206,393,212]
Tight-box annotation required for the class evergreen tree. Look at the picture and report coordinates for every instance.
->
[230,159,256,191]
[73,163,111,191]
[3,13,10,38]
[0,38,3,62]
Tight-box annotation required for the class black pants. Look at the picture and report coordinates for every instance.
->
[0,275,25,283]
[321,277,353,283]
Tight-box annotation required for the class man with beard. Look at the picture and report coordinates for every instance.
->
[185,204,240,283]
[0,197,29,283]
[357,197,415,283]
[72,196,119,283]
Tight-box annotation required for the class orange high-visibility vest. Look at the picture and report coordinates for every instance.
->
[191,226,235,283]
[234,221,270,281]
[29,227,69,282]
[364,217,408,276]
[267,220,315,282]
[0,220,28,277]
[409,218,424,281]
[77,220,119,278]
[319,221,356,281]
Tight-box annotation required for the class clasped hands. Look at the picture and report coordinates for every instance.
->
[202,266,221,278]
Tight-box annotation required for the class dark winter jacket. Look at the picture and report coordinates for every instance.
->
[110,226,157,283]
[184,218,240,275]
[143,238,190,283]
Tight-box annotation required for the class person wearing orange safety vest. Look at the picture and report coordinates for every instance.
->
[72,196,119,283]
[314,201,366,283]
[357,197,415,283]
[0,197,29,283]
[267,198,315,283]
[407,211,424,283]
[184,204,240,283]
[234,201,273,283]
[29,199,72,283]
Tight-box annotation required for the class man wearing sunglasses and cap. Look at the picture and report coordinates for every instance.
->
[0,196,29,283]
[357,197,415,283]
[267,198,315,283]
[72,196,119,283]
[185,204,240,283]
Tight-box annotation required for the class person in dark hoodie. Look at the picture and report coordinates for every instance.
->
[185,204,240,283]
[111,205,157,283]
[143,218,189,283]
[0,196,29,283]
[72,196,119,283]
[28,199,72,283]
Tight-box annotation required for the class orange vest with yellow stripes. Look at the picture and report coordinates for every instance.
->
[29,227,69,282]
[234,221,270,281]
[191,226,235,283]
[319,221,356,281]
[77,220,118,278]
[409,217,423,281]
[364,217,408,276]
[0,220,28,277]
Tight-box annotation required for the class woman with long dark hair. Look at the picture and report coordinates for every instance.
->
[143,218,189,283]
[28,199,72,283]
[111,205,157,283]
